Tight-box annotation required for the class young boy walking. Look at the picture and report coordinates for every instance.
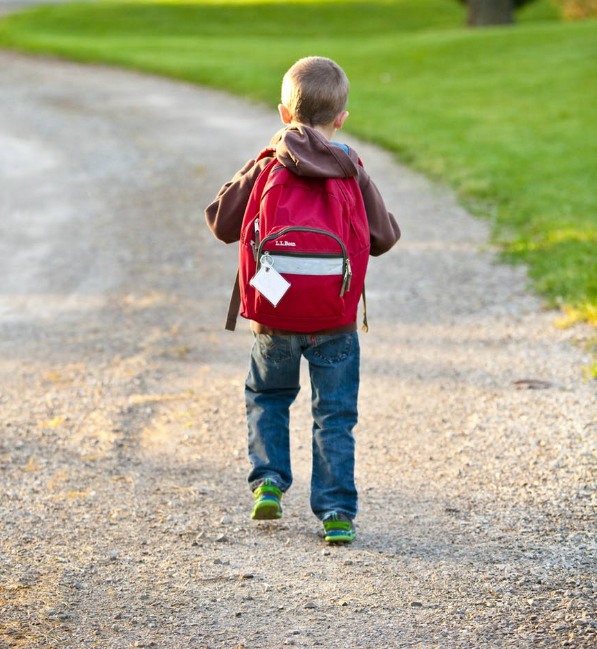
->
[205,57,400,543]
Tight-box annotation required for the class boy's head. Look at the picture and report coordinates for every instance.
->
[279,57,349,132]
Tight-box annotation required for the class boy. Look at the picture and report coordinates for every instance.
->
[205,57,400,543]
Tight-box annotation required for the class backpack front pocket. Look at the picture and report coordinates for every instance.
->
[253,251,347,321]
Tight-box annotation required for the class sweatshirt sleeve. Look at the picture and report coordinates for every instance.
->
[357,166,401,257]
[205,158,268,244]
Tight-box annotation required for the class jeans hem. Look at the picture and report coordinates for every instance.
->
[249,476,287,493]
[318,509,357,522]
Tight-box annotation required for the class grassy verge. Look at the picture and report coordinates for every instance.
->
[1,0,595,324]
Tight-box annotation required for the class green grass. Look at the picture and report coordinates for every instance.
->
[1,0,595,322]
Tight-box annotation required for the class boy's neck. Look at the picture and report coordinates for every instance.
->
[293,121,336,141]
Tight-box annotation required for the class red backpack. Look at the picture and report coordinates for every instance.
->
[226,150,370,333]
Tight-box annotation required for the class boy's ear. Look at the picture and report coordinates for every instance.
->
[278,104,292,125]
[334,111,349,130]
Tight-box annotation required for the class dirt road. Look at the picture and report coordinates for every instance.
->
[0,50,595,647]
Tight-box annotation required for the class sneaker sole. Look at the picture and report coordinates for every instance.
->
[251,501,282,520]
[324,531,356,543]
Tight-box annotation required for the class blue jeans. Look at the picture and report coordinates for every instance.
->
[245,331,360,521]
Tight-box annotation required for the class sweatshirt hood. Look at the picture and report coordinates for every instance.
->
[270,125,359,179]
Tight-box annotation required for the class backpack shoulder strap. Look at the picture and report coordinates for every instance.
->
[361,283,368,332]
[225,270,242,331]
[256,147,276,162]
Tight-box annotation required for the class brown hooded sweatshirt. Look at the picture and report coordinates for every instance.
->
[205,125,400,335]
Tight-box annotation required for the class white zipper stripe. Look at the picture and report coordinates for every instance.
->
[268,255,343,276]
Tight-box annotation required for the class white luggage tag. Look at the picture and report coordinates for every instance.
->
[250,254,291,307]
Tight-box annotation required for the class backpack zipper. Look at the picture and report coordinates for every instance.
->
[265,250,341,259]
[257,227,352,296]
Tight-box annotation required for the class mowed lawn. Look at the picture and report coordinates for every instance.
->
[1,0,595,322]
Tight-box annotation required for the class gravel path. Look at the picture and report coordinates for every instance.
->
[0,50,595,648]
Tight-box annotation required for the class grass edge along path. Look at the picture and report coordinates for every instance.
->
[0,0,595,333]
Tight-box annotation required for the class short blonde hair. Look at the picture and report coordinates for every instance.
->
[281,56,349,126]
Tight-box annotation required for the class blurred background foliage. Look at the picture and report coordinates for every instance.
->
[554,0,597,19]
[456,0,596,26]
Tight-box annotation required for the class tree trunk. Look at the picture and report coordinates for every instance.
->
[467,0,515,26]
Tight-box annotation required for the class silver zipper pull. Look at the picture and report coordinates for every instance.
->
[252,219,261,262]
[340,259,352,296]
[345,259,352,292]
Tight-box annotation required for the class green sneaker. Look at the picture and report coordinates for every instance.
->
[250,479,283,520]
[323,513,356,543]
